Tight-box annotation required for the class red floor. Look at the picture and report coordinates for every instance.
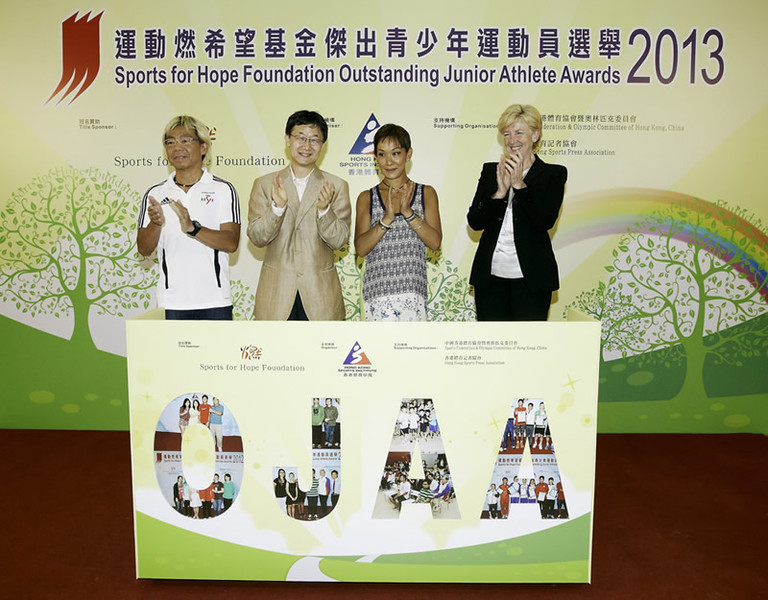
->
[2,431,764,598]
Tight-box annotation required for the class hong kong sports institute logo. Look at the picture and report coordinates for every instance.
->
[47,11,104,105]
[339,341,376,377]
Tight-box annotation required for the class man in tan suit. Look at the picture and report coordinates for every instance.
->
[247,110,351,320]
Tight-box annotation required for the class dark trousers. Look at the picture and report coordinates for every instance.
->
[474,276,551,321]
[165,305,233,320]
[307,496,318,518]
[288,293,309,321]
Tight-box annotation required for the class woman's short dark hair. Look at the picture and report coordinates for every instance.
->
[374,123,411,152]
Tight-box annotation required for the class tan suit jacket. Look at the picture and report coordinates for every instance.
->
[247,167,351,320]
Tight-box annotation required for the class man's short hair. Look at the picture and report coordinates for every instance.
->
[285,110,328,141]
[163,115,212,167]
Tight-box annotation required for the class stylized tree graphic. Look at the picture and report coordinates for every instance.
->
[565,281,607,322]
[336,245,364,321]
[336,246,475,322]
[572,198,768,400]
[0,166,156,349]
[230,279,255,321]
[427,258,475,322]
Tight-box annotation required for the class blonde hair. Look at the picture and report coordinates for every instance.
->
[497,104,542,152]
[163,115,212,167]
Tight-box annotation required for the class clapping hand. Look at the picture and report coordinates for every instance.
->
[316,179,335,211]
[147,196,165,227]
[495,152,526,198]
[271,173,288,208]
[168,199,193,232]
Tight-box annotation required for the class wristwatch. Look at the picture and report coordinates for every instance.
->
[187,220,202,237]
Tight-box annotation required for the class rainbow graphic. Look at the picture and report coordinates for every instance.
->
[555,189,768,301]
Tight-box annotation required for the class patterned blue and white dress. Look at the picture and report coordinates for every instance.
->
[363,183,428,321]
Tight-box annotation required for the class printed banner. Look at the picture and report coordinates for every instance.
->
[127,316,600,582]
[1,1,766,434]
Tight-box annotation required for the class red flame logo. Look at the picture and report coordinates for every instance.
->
[47,11,104,105]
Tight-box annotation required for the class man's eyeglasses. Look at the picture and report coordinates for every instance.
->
[290,134,323,148]
[164,137,200,147]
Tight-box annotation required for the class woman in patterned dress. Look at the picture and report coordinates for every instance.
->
[354,124,442,321]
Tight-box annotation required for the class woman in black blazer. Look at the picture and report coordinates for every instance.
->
[467,104,567,321]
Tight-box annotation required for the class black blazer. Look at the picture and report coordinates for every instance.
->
[467,155,566,292]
